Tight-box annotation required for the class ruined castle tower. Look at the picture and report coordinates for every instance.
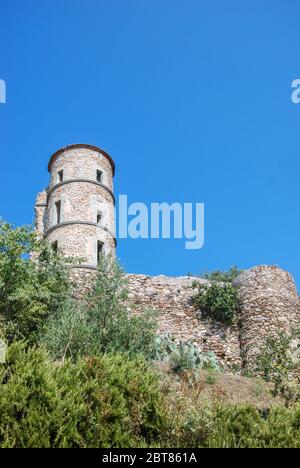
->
[234,266,300,369]
[35,144,116,269]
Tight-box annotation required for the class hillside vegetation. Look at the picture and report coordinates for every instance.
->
[1,221,300,448]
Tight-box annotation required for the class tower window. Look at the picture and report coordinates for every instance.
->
[55,200,61,224]
[97,241,104,262]
[96,170,103,183]
[52,241,58,253]
[58,170,64,183]
[97,211,102,224]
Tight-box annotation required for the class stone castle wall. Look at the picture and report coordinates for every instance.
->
[70,264,300,369]
[126,274,241,367]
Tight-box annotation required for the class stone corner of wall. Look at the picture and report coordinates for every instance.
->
[233,264,300,369]
[234,264,297,287]
[35,189,47,205]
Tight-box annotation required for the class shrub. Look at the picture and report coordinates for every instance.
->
[255,328,300,402]
[39,299,91,361]
[200,266,242,283]
[0,221,71,344]
[153,333,221,373]
[197,403,300,448]
[0,342,166,448]
[2,342,300,448]
[42,256,158,361]
[192,281,239,324]
[163,401,300,448]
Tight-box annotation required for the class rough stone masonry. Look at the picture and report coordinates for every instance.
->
[70,265,300,369]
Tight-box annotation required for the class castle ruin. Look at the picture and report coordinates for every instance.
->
[35,144,300,369]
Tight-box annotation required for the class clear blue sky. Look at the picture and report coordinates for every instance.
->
[0,1,299,285]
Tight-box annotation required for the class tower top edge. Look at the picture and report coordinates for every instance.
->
[47,144,115,176]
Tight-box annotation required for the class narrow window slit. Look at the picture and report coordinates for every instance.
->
[55,200,61,224]
[58,170,64,183]
[97,241,104,262]
[96,170,103,183]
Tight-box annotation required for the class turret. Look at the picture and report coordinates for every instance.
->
[35,144,116,268]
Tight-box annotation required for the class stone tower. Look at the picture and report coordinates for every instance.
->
[35,144,116,269]
[234,265,300,369]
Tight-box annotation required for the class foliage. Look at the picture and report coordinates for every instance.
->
[3,342,300,448]
[39,299,91,361]
[166,402,300,448]
[0,221,71,344]
[153,333,221,373]
[255,328,300,403]
[192,281,239,324]
[42,255,158,360]
[4,222,300,448]
[0,342,166,448]
[200,266,242,283]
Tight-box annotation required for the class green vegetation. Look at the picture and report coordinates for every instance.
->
[192,281,240,324]
[41,256,157,361]
[0,342,166,448]
[255,328,300,403]
[1,222,300,448]
[0,221,70,344]
[153,333,221,373]
[2,341,300,448]
[200,266,242,283]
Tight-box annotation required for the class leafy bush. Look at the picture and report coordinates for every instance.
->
[255,328,300,402]
[0,342,166,448]
[0,222,71,343]
[40,299,91,361]
[192,281,239,324]
[153,333,221,373]
[200,266,242,283]
[42,256,158,360]
[169,403,300,448]
[3,342,300,448]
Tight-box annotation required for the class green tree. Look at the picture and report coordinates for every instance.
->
[42,255,158,360]
[255,328,300,402]
[0,221,71,343]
